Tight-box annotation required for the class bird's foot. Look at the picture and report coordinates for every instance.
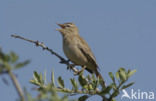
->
[74,66,86,76]
[67,63,75,70]
[60,59,70,64]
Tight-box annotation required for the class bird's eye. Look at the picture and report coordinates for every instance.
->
[65,24,71,27]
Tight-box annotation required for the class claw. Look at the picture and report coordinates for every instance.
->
[74,66,86,76]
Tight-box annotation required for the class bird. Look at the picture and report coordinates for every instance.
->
[56,22,105,87]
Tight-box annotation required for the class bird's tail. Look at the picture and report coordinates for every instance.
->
[95,70,106,88]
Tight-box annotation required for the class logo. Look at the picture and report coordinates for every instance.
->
[121,89,155,100]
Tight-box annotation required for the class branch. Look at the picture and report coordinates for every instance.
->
[0,64,25,101]
[108,81,125,101]
[11,34,79,74]
[8,70,25,101]
[0,49,25,100]
[55,88,108,101]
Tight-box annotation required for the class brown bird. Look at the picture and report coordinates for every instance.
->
[56,22,105,87]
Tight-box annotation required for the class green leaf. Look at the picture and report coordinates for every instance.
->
[119,68,127,81]
[116,71,119,80]
[3,54,10,62]
[58,76,64,88]
[121,82,134,89]
[0,51,9,62]
[78,95,89,101]
[30,71,43,86]
[88,84,93,90]
[44,70,46,84]
[112,90,119,97]
[29,79,40,86]
[120,68,126,71]
[70,78,78,90]
[127,69,136,78]
[39,73,43,84]
[109,72,115,83]
[51,71,55,87]
[14,60,30,69]
[33,71,41,83]
[10,51,19,63]
[111,83,117,90]
[101,85,112,94]
[86,75,92,81]
[3,62,11,71]
[127,69,131,74]
[92,78,99,90]
[78,75,88,87]
[91,74,96,81]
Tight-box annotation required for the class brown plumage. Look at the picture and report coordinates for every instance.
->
[56,22,105,87]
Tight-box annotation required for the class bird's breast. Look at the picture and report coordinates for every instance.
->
[63,37,87,65]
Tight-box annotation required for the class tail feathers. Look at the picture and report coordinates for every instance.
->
[95,70,106,88]
[85,68,93,74]
[84,67,106,88]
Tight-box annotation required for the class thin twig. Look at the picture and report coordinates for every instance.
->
[11,34,79,74]
[8,70,25,101]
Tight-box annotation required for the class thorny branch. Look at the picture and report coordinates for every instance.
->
[11,34,79,74]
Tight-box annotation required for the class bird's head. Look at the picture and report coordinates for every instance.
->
[56,22,79,36]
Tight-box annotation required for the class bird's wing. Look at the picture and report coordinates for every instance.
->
[76,35,98,68]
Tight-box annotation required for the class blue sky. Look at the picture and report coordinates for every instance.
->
[0,0,156,101]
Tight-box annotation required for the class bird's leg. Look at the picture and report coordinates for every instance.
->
[66,59,74,69]
[60,59,71,64]
[62,60,80,75]
[67,59,71,62]
[60,59,73,70]
[67,63,76,70]
[67,64,82,75]
[74,66,86,75]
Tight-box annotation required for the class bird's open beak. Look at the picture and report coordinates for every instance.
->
[57,23,65,29]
